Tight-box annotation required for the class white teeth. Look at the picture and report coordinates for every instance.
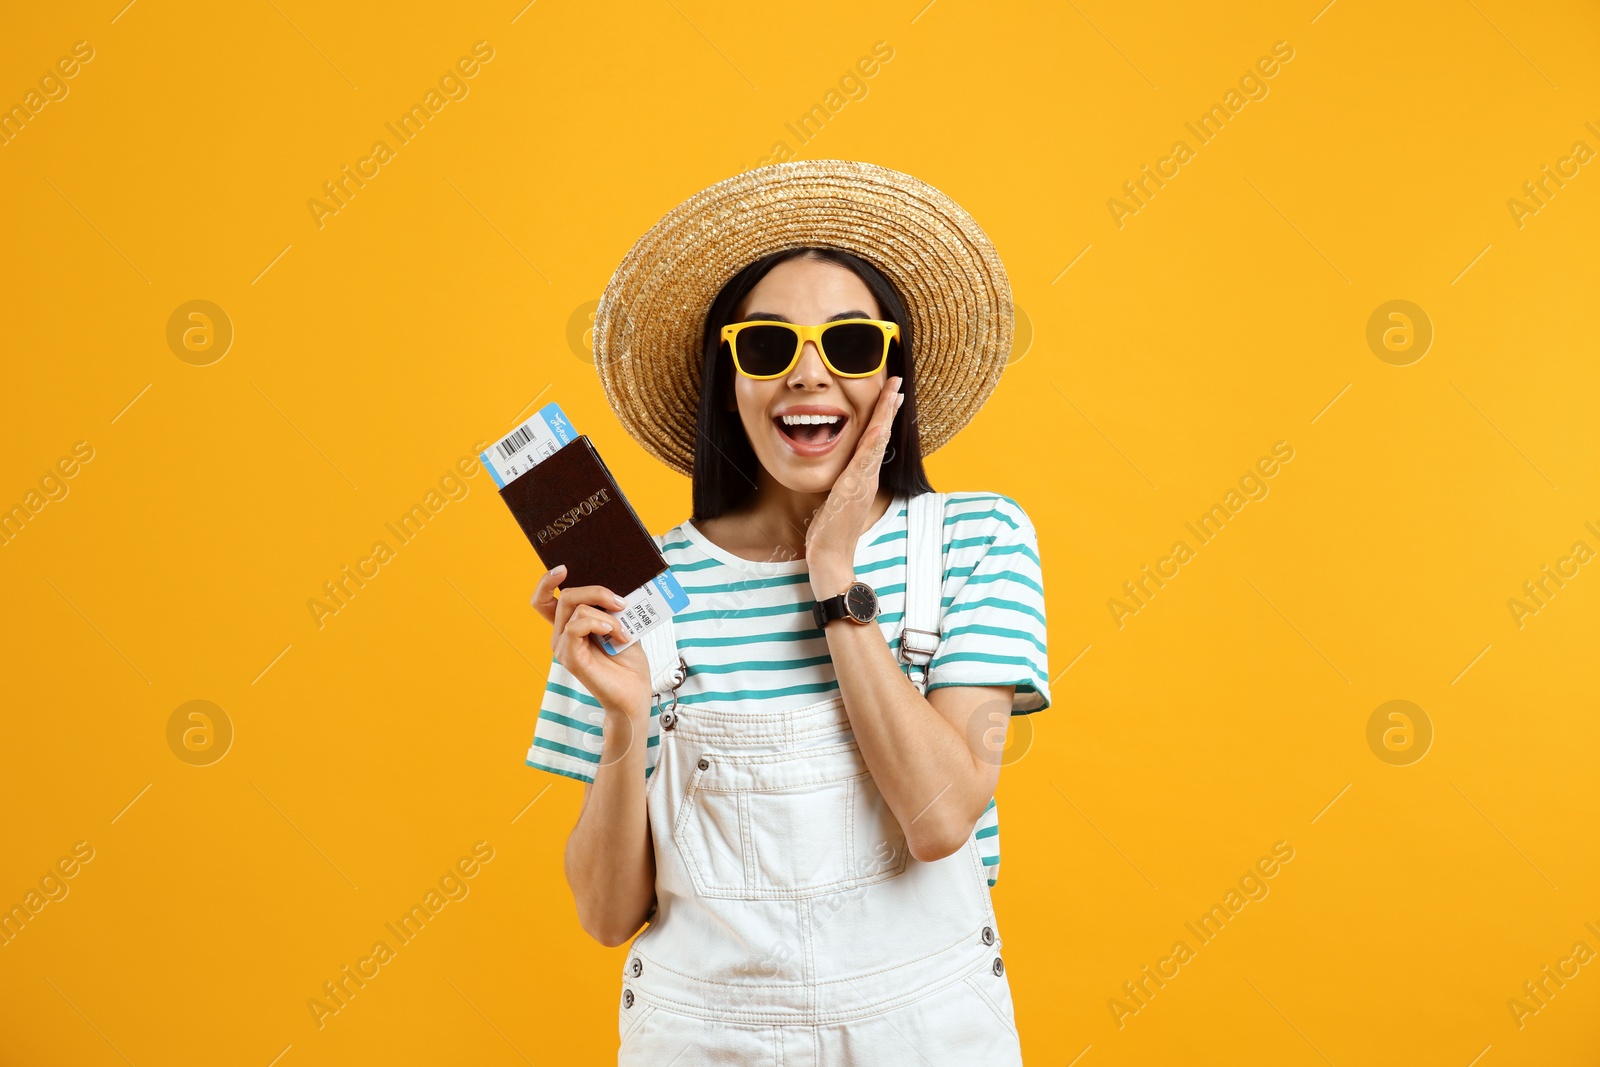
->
[779,414,842,425]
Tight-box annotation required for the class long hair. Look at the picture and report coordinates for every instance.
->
[691,247,934,521]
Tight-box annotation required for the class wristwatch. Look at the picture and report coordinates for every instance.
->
[813,580,880,629]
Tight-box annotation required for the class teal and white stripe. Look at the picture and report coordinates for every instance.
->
[528,491,1050,887]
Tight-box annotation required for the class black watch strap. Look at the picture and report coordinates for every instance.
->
[813,593,849,629]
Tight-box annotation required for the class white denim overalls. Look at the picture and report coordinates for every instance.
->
[618,492,1025,1065]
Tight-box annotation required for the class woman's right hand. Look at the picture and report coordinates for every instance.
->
[532,565,653,718]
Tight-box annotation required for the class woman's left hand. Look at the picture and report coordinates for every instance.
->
[805,375,904,592]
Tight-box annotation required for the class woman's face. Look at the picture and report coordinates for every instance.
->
[729,257,890,496]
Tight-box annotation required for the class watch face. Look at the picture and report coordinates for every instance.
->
[845,582,878,623]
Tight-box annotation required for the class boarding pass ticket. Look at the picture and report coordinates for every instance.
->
[480,402,578,488]
[599,570,690,656]
[482,402,687,656]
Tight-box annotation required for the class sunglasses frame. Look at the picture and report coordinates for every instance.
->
[720,318,899,380]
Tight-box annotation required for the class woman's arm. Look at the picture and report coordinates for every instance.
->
[532,566,657,947]
[563,704,657,947]
[802,376,1021,862]
[814,563,1013,863]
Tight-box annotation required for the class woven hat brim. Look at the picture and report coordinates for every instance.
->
[593,159,1013,478]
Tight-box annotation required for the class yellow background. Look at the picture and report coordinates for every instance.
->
[2,0,1597,1063]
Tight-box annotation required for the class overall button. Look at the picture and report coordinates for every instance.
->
[697,757,709,771]
[629,957,643,977]
[992,957,1004,977]
[623,988,635,1008]
[981,926,995,946]
[661,711,677,730]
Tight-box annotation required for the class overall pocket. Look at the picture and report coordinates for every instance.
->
[671,739,908,899]
[618,1000,656,1049]
[964,965,1020,1041]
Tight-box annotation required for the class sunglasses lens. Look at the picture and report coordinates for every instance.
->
[735,325,798,376]
[822,323,887,374]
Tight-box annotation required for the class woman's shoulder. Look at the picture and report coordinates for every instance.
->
[651,519,698,559]
[934,491,1037,535]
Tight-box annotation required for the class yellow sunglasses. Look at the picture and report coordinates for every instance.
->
[720,319,899,380]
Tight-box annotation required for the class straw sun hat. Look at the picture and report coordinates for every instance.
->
[592,159,1015,479]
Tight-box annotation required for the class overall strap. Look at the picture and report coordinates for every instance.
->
[640,613,687,710]
[900,491,947,693]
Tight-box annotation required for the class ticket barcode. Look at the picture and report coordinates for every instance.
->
[496,426,534,459]
[480,402,577,489]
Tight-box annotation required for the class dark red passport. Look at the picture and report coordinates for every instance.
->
[495,435,666,596]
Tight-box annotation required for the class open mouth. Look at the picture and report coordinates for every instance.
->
[774,413,846,448]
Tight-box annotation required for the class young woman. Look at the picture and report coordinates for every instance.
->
[527,161,1049,1065]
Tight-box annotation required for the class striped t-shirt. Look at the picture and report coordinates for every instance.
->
[527,491,1050,886]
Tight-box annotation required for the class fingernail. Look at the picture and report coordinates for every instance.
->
[553,564,567,575]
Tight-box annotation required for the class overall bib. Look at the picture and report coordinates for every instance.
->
[615,691,1024,1065]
